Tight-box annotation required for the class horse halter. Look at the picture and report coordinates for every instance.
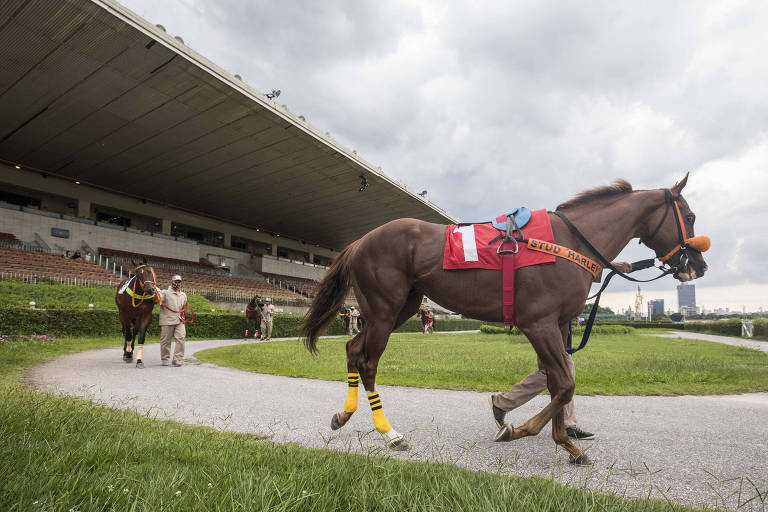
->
[131,264,158,307]
[640,189,711,277]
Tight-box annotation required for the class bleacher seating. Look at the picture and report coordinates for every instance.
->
[99,248,305,301]
[261,273,320,297]
[0,246,120,283]
[0,232,21,242]
[0,244,350,305]
[98,247,221,274]
[151,267,298,301]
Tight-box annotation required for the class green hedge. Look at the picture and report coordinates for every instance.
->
[596,320,681,329]
[0,280,220,312]
[480,324,634,336]
[0,308,342,339]
[678,319,768,339]
[393,317,484,333]
[0,308,487,339]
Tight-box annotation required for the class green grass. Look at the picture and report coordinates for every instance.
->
[0,336,703,511]
[196,332,768,396]
[0,279,221,311]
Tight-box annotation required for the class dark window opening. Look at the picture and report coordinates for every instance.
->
[0,190,41,208]
[96,210,131,227]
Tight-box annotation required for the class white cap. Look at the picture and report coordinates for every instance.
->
[265,297,271,302]
[172,275,182,281]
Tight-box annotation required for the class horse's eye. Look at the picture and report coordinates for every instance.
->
[686,214,695,223]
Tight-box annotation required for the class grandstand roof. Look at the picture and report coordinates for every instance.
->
[0,0,457,250]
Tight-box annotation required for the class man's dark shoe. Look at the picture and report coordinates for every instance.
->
[488,395,506,429]
[494,424,513,442]
[566,427,595,440]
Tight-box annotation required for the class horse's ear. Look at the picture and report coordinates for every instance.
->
[131,259,137,267]
[670,172,689,197]
[142,256,148,265]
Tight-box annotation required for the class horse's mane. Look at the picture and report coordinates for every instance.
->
[556,179,633,210]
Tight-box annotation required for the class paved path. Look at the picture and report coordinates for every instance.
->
[27,332,768,511]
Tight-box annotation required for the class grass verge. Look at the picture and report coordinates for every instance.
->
[196,332,768,395]
[0,336,702,511]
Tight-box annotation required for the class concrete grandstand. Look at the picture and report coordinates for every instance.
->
[0,0,455,305]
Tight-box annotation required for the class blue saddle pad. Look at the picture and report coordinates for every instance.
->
[491,207,531,231]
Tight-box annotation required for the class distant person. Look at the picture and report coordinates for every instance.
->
[426,308,435,333]
[260,297,276,341]
[157,274,188,366]
[348,306,360,335]
[71,250,81,260]
[85,252,92,263]
[340,305,350,333]
[255,297,266,339]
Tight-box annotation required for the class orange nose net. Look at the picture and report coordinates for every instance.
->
[685,235,711,252]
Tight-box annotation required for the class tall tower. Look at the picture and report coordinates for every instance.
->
[677,283,696,314]
[634,286,644,320]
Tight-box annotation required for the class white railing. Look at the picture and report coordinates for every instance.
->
[0,271,120,288]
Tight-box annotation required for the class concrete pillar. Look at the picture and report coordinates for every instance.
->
[308,251,314,264]
[77,199,91,218]
[161,219,171,235]
[271,243,278,256]
[223,232,231,247]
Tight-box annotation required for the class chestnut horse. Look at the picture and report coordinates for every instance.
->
[115,261,157,369]
[302,174,709,463]
[245,296,263,339]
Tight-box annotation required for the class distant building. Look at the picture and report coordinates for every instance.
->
[681,305,698,317]
[677,283,696,313]
[648,299,665,320]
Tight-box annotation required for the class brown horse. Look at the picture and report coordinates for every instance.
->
[302,174,709,463]
[245,296,263,339]
[115,261,158,369]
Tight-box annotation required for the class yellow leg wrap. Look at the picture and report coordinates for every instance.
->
[368,391,393,434]
[344,373,359,413]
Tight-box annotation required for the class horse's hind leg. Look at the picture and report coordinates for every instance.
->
[331,290,423,448]
[358,290,423,450]
[330,331,365,430]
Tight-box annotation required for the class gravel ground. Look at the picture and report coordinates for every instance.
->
[26,332,768,511]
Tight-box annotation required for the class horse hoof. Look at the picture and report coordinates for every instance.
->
[330,413,342,430]
[494,424,514,442]
[136,360,144,369]
[569,453,593,466]
[388,437,409,451]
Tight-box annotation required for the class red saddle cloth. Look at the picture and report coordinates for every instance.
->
[443,209,556,271]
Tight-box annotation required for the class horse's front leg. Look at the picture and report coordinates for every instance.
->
[134,319,150,369]
[507,321,586,463]
[122,323,133,361]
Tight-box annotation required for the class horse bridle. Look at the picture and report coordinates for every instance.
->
[639,189,704,278]
[131,264,158,307]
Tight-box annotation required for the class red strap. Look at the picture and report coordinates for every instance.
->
[501,244,516,325]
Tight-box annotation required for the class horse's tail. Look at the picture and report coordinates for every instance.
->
[302,242,357,354]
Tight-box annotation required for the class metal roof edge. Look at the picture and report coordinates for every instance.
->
[90,0,458,224]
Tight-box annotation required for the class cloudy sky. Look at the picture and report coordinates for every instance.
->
[120,0,767,314]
